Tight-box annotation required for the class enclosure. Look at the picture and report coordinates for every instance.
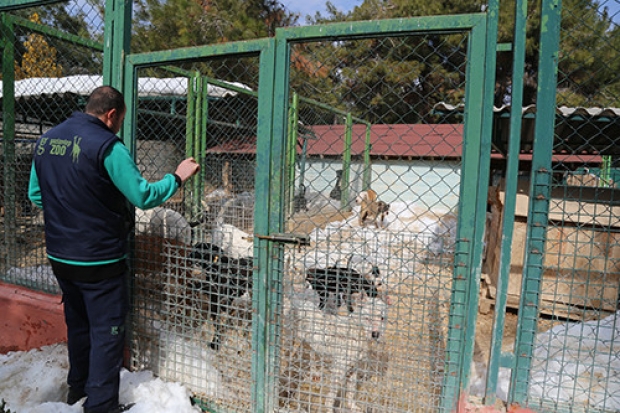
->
[2,0,620,412]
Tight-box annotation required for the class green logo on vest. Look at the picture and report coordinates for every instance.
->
[72,136,82,163]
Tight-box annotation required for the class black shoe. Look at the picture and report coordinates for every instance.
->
[67,388,86,405]
[108,403,135,413]
[83,403,135,413]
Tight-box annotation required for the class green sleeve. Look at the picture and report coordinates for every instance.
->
[28,162,43,209]
[103,141,180,210]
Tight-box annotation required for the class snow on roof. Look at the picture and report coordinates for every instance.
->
[433,102,620,117]
[0,75,253,99]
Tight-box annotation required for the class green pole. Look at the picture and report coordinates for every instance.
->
[1,14,17,259]
[511,0,562,404]
[485,0,528,404]
[341,113,352,210]
[185,75,201,217]
[196,78,208,217]
[363,124,372,190]
[103,0,132,90]
[440,16,491,413]
[186,76,197,157]
[601,155,611,187]
[286,92,299,217]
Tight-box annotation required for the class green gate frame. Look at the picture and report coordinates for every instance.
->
[511,0,563,407]
[122,39,277,412]
[271,15,491,412]
[1,1,554,410]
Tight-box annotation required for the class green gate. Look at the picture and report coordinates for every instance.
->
[14,1,620,412]
[119,14,492,413]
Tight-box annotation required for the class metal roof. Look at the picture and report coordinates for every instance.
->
[433,103,620,156]
[303,124,463,158]
[203,121,604,164]
[0,75,251,99]
[433,103,620,118]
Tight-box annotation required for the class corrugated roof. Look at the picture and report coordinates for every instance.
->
[0,75,252,99]
[204,122,602,164]
[205,124,464,158]
[433,103,620,117]
[433,102,620,156]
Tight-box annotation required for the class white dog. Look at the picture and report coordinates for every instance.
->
[135,206,191,244]
[284,295,389,412]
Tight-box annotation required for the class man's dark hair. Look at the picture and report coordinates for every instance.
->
[85,86,126,115]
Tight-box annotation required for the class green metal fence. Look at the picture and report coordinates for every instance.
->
[3,1,620,413]
[507,1,620,412]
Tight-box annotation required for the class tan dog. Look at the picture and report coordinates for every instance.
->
[356,189,390,228]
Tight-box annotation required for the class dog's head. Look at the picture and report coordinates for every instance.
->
[189,242,224,268]
[377,201,390,214]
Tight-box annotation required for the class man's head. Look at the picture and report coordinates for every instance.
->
[85,86,126,134]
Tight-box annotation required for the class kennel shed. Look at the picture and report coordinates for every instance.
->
[485,177,620,320]
[477,105,620,320]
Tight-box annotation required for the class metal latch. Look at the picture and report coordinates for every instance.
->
[255,233,310,246]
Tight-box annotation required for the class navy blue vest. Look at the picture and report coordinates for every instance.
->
[34,112,131,262]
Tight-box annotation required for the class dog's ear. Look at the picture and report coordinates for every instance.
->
[355,191,368,205]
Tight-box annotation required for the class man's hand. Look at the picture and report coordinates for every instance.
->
[175,157,200,183]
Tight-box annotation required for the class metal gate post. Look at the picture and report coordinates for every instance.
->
[511,0,562,404]
[103,0,132,90]
[253,38,280,413]
[458,0,501,398]
[441,17,490,411]
[1,14,18,256]
[485,0,529,404]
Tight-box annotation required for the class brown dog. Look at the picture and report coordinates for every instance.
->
[356,189,390,228]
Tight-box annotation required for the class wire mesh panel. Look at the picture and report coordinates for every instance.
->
[271,30,475,413]
[127,58,261,412]
[0,1,105,293]
[506,2,620,412]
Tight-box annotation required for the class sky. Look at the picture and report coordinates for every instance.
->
[599,0,620,24]
[281,0,620,26]
[281,0,360,22]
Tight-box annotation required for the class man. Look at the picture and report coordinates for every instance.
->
[28,85,200,413]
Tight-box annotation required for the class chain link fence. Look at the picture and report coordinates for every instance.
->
[502,2,620,412]
[274,33,467,413]
[1,1,104,293]
[2,1,620,413]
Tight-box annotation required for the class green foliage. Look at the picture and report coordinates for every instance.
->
[295,0,620,120]
[131,0,298,52]
[556,0,620,107]
[14,13,63,80]
[10,3,102,76]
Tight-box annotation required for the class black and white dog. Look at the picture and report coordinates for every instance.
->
[188,242,254,350]
[305,256,386,314]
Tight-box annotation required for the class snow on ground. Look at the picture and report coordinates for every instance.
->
[0,343,201,413]
[3,310,620,412]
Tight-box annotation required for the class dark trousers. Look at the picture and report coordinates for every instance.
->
[55,268,129,413]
